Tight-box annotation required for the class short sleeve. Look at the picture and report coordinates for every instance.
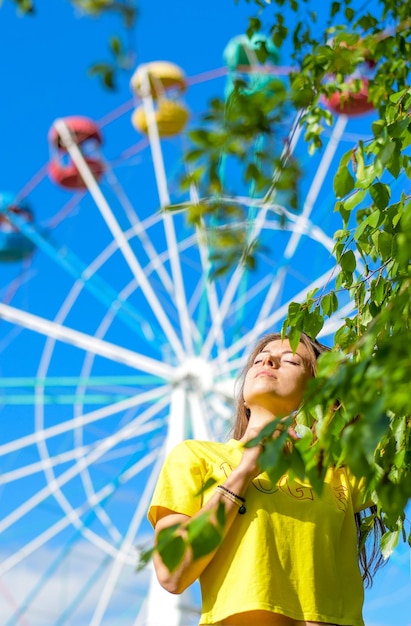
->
[344,467,374,512]
[147,441,205,527]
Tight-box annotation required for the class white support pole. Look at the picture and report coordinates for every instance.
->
[188,389,210,441]
[54,118,185,362]
[189,180,226,355]
[144,384,195,626]
[89,451,165,626]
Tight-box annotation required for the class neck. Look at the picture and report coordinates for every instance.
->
[240,407,279,442]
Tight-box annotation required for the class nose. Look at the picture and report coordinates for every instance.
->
[261,353,280,368]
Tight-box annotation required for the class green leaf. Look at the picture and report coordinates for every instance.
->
[195,477,216,496]
[380,529,401,559]
[157,525,186,572]
[369,183,391,210]
[344,6,355,20]
[216,500,226,529]
[110,36,122,56]
[136,545,154,571]
[287,301,304,326]
[370,277,386,306]
[334,166,354,198]
[246,16,261,39]
[375,140,397,169]
[187,512,222,560]
[304,307,324,338]
[341,189,366,213]
[340,250,356,273]
[358,513,378,552]
[387,118,410,139]
[321,291,338,317]
[373,231,392,260]
[288,326,302,353]
[331,2,340,18]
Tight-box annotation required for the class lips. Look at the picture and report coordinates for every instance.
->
[255,370,277,379]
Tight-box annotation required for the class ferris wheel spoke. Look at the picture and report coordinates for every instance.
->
[0,498,117,578]
[0,303,173,378]
[4,538,111,626]
[201,261,245,361]
[0,385,169,459]
[207,111,346,365]
[190,183,229,353]
[0,374,161,409]
[245,206,334,324]
[201,115,304,361]
[252,214,335,330]
[1,442,93,484]
[135,79,196,355]
[282,114,348,262]
[0,446,161,578]
[264,110,304,201]
[1,203,158,344]
[254,110,304,232]
[31,408,162,546]
[103,163,175,294]
[53,119,186,361]
[0,394,169,542]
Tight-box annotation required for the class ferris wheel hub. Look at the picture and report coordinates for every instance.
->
[174,357,214,393]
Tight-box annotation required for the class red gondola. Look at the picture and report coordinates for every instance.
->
[324,79,374,116]
[48,116,105,189]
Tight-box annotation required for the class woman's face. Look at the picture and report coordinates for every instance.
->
[243,338,313,416]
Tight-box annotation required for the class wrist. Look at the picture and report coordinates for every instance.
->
[224,466,254,491]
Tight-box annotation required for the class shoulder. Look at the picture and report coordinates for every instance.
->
[330,466,373,512]
[163,438,242,472]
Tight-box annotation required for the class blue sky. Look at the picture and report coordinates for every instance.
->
[0,1,410,625]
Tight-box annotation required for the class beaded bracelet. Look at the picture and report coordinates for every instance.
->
[216,484,246,514]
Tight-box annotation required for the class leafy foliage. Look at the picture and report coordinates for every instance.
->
[151,0,411,567]
[138,505,226,573]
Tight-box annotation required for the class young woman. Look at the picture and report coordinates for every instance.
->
[148,332,382,626]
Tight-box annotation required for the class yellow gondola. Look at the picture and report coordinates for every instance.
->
[130,61,187,99]
[131,99,189,137]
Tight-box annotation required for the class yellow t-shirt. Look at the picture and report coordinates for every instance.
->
[148,439,369,626]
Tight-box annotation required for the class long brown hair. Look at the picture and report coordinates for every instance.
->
[231,331,386,586]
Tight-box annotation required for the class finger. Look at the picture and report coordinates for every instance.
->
[287,426,300,441]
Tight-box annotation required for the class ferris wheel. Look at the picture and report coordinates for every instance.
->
[0,34,379,626]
